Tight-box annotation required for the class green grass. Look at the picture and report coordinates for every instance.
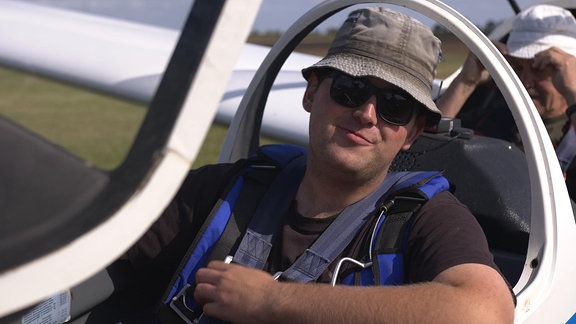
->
[0,67,146,169]
[0,67,277,170]
[0,39,465,170]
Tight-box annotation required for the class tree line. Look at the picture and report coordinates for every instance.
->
[250,20,503,40]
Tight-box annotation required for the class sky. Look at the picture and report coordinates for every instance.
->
[20,0,546,32]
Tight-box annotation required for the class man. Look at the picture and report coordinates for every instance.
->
[437,5,576,174]
[120,7,514,323]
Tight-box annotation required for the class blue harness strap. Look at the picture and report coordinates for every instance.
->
[278,172,411,282]
[233,171,406,281]
[159,145,307,323]
[340,171,449,286]
[158,144,449,323]
[232,155,306,268]
[163,178,245,305]
[233,171,446,284]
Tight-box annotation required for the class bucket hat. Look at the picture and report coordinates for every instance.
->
[302,7,442,125]
[507,5,576,59]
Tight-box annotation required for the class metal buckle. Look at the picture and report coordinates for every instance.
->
[272,271,283,280]
[169,284,202,324]
[331,257,373,286]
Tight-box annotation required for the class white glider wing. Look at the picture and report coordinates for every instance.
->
[0,0,320,145]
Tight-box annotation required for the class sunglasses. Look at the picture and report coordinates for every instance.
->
[327,72,421,126]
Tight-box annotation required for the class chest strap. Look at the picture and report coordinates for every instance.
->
[232,155,306,268]
[233,171,425,283]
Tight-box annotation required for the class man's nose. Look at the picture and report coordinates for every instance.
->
[353,95,378,125]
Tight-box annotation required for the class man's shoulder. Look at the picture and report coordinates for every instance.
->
[416,190,476,223]
[425,190,465,206]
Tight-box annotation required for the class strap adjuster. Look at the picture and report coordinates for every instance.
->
[169,284,201,323]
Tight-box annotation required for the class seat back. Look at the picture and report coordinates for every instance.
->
[391,131,530,284]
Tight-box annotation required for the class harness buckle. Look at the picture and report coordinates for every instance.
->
[331,257,373,286]
[169,284,202,324]
[272,271,283,280]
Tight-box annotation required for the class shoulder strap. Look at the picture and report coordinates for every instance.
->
[370,171,448,285]
[158,166,254,322]
[337,171,449,286]
[278,172,414,282]
[232,154,306,268]
[204,145,307,266]
[369,192,429,286]
[158,145,306,322]
[233,171,436,283]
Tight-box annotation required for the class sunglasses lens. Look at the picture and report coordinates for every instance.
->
[329,72,418,126]
[330,74,371,108]
[377,92,416,126]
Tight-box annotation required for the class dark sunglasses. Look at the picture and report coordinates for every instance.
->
[328,72,421,126]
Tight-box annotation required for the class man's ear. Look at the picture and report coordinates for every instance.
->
[302,73,319,112]
[401,115,426,151]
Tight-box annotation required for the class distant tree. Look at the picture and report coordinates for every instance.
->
[324,28,339,38]
[433,24,450,36]
[482,20,501,35]
[432,19,504,36]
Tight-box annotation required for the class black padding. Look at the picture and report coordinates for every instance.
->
[0,116,108,270]
[391,132,530,254]
[391,132,530,284]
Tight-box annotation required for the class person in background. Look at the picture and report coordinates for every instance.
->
[437,5,576,189]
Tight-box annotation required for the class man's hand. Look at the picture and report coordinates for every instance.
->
[436,41,507,118]
[194,261,276,323]
[534,47,576,105]
[459,41,508,87]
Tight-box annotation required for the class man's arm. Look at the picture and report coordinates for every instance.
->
[436,43,507,118]
[194,260,515,323]
[435,73,479,118]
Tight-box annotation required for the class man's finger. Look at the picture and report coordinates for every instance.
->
[196,266,223,285]
[193,282,217,304]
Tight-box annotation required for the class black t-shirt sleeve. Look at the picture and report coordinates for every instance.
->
[404,191,498,283]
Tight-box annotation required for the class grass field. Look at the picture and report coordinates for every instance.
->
[0,35,467,170]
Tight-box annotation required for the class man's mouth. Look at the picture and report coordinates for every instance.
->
[341,126,373,144]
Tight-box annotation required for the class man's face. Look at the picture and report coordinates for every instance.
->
[507,55,567,119]
[302,71,425,181]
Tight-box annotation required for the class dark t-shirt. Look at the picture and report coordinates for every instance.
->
[117,160,499,315]
[270,189,495,284]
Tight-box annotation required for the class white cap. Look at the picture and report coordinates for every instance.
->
[507,5,576,59]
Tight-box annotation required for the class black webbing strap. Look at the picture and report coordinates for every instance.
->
[157,162,281,323]
[232,155,306,268]
[280,172,411,282]
[370,193,428,286]
[156,163,254,323]
[374,194,428,254]
[205,165,280,264]
[233,171,419,282]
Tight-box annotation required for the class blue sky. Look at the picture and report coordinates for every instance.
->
[21,0,545,32]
